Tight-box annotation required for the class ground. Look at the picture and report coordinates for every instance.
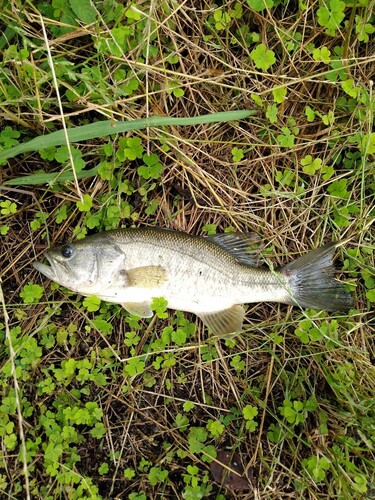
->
[0,1,374,499]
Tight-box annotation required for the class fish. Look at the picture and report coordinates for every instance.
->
[33,227,353,338]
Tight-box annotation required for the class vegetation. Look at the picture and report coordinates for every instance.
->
[0,0,374,498]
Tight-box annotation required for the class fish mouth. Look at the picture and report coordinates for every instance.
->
[33,252,61,281]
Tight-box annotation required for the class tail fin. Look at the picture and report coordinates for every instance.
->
[282,243,353,312]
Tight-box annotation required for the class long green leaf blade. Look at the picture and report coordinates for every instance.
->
[0,110,256,163]
[3,166,100,186]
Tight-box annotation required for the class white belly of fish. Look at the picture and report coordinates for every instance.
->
[96,278,237,315]
[96,266,285,316]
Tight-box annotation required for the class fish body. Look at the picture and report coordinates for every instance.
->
[33,227,353,337]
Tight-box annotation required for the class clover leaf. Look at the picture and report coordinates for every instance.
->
[250,44,276,70]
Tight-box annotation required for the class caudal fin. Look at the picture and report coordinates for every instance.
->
[282,243,353,312]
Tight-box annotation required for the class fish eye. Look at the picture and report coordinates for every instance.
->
[61,244,74,259]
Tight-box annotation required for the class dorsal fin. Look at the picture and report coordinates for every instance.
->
[207,232,263,267]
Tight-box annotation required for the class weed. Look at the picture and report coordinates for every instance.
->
[0,0,373,498]
[250,43,276,70]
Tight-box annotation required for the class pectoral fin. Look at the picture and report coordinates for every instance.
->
[198,305,245,339]
[125,266,166,288]
[122,301,154,318]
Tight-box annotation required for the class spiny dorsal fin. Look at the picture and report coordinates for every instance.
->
[208,232,263,267]
[198,305,245,339]
[122,301,153,318]
[125,265,166,288]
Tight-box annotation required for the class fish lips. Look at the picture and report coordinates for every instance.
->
[33,252,63,282]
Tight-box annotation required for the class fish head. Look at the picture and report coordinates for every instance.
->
[33,235,126,295]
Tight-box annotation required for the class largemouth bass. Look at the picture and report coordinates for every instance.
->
[33,227,353,337]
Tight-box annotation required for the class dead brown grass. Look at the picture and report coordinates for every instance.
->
[1,0,374,499]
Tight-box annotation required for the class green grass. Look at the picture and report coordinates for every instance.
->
[0,0,374,499]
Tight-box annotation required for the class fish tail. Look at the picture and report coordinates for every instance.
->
[281,243,353,312]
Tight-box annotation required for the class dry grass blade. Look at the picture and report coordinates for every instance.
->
[0,282,30,500]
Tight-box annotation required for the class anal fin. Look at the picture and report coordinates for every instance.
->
[198,305,245,339]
